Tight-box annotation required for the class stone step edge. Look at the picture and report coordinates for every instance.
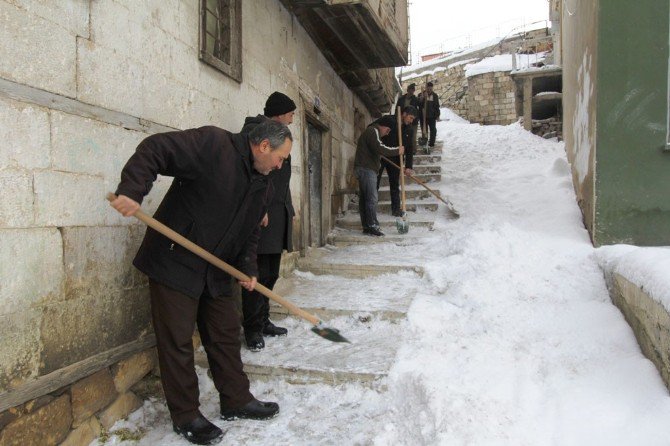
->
[269,306,407,322]
[296,261,425,277]
[194,352,387,390]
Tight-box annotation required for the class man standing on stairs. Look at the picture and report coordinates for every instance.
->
[354,115,405,236]
[419,81,441,148]
[240,91,296,352]
[376,106,418,217]
[395,83,420,152]
[109,120,291,445]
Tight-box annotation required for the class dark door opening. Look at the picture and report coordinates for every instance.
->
[307,121,323,247]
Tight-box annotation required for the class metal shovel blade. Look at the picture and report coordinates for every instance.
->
[311,323,351,343]
[396,215,410,234]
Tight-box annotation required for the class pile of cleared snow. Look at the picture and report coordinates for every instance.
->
[465,52,547,78]
[596,245,670,312]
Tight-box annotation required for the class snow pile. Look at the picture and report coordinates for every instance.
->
[465,52,548,78]
[375,118,670,445]
[596,245,670,312]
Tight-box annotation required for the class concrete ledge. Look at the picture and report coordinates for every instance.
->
[609,273,670,391]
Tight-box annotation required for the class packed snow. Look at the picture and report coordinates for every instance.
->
[95,111,670,445]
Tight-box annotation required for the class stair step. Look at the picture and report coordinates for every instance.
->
[376,200,439,213]
[239,316,404,389]
[297,258,423,278]
[412,154,442,165]
[378,187,437,201]
[326,229,428,246]
[335,211,435,230]
[268,270,420,321]
[379,173,440,187]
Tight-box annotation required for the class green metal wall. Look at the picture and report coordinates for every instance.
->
[595,0,670,246]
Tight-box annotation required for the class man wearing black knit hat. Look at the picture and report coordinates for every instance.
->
[354,115,405,236]
[240,92,296,351]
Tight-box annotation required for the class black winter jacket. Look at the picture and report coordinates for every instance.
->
[115,126,271,299]
[240,115,295,253]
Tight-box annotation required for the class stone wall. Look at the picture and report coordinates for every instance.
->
[0,349,159,446]
[0,0,374,438]
[466,71,517,125]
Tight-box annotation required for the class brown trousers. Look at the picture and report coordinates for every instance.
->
[149,280,253,426]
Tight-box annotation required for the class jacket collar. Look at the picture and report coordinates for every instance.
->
[232,132,253,177]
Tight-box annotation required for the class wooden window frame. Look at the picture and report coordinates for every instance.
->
[199,0,242,83]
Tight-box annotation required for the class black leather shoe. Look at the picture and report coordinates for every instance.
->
[391,210,404,217]
[245,332,264,352]
[363,227,385,237]
[221,398,280,421]
[262,321,288,337]
[173,415,224,445]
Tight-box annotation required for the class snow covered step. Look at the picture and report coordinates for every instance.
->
[269,269,420,321]
[240,316,405,389]
[297,247,424,278]
[380,164,441,175]
[326,227,429,246]
[377,199,439,213]
[335,211,435,230]
[412,153,442,165]
[378,173,440,187]
[378,185,438,201]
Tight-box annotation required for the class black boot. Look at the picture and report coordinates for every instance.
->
[173,415,224,445]
[221,398,280,421]
[262,321,288,337]
[245,331,264,352]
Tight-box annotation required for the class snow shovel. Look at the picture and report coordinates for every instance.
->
[379,157,460,218]
[106,193,350,344]
[395,107,409,234]
[417,76,429,150]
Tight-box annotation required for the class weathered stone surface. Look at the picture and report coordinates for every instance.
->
[7,0,90,37]
[0,394,72,446]
[50,111,145,179]
[39,288,151,374]
[0,170,33,228]
[0,228,63,316]
[76,39,143,119]
[612,273,670,391]
[61,226,146,301]
[111,349,156,393]
[60,416,101,446]
[70,369,117,427]
[130,373,163,401]
[98,391,142,430]
[0,97,50,170]
[0,310,41,392]
[0,1,76,97]
[33,171,107,227]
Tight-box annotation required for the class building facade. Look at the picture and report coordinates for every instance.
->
[0,0,407,443]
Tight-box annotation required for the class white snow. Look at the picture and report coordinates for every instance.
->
[465,52,548,78]
[95,110,670,446]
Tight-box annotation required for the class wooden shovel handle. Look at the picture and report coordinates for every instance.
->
[379,156,450,207]
[107,193,320,325]
[397,106,406,212]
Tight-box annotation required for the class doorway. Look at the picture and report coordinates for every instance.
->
[306,121,323,247]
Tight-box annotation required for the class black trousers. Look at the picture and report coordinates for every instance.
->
[241,253,282,334]
[377,157,401,214]
[426,117,437,146]
[149,279,253,426]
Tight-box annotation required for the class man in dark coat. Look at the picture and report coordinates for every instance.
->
[395,83,420,152]
[354,115,405,236]
[376,106,418,216]
[239,91,296,352]
[109,120,292,445]
[419,81,441,147]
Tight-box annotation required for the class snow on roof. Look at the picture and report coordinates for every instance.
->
[464,52,548,78]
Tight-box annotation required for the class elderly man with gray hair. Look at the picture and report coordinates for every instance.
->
[109,120,292,445]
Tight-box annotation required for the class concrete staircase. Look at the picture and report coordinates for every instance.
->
[195,142,445,442]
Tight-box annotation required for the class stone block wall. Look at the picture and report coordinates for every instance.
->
[466,71,517,125]
[0,349,158,446]
[0,0,373,441]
